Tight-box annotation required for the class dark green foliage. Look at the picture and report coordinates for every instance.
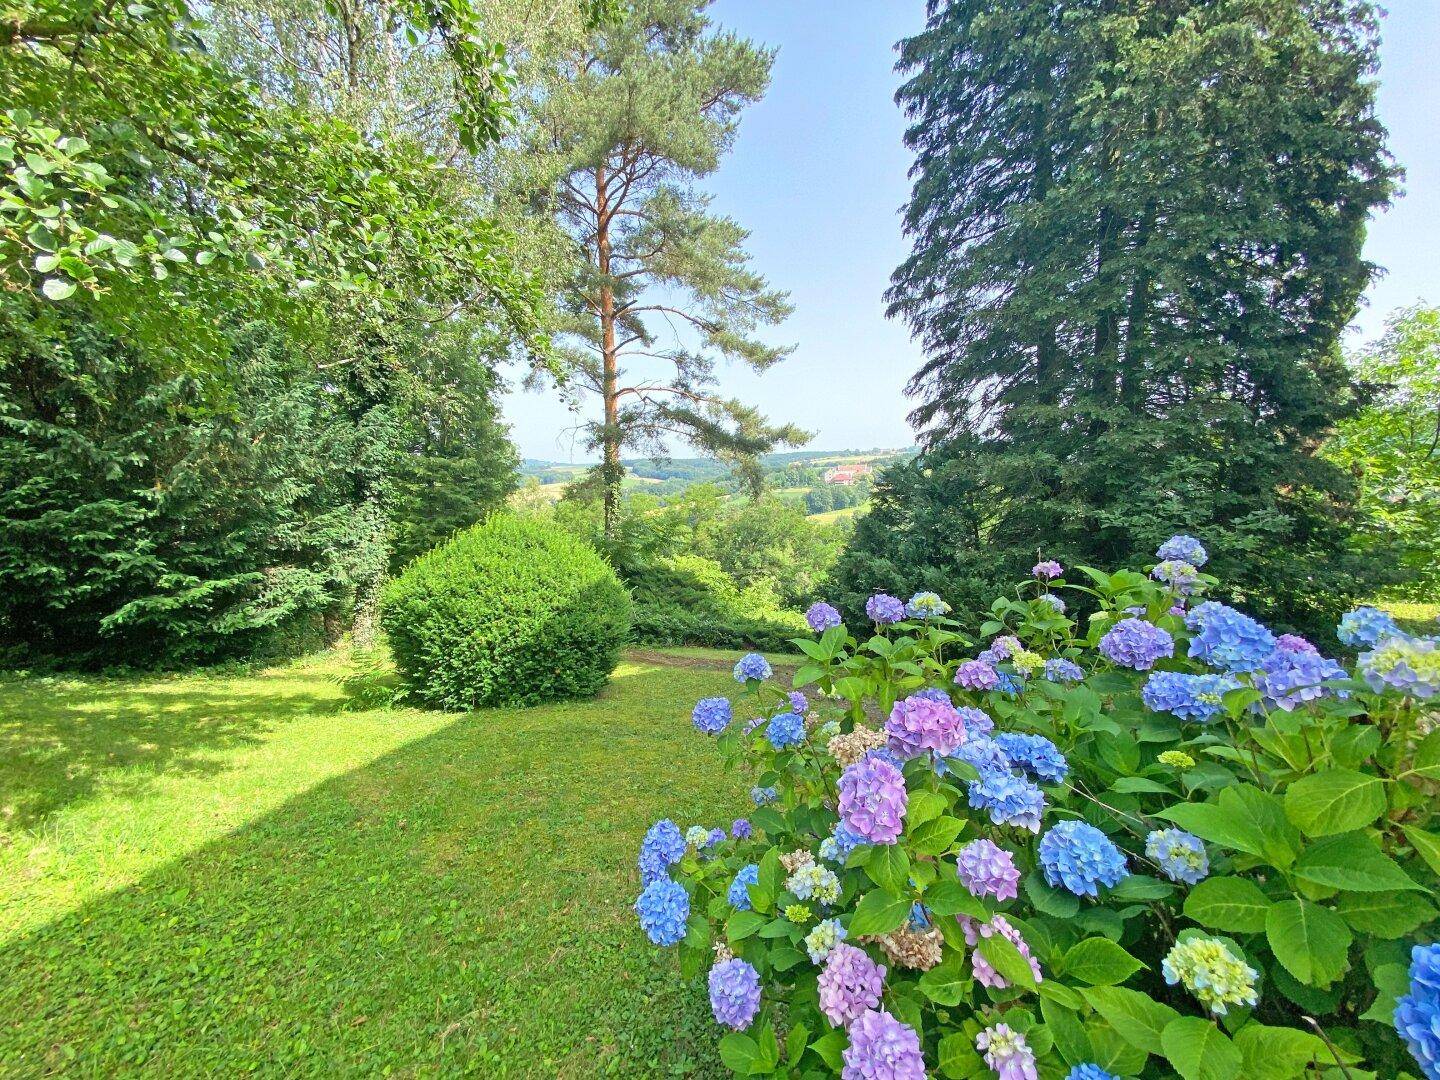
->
[627,555,806,652]
[381,515,631,709]
[869,0,1401,638]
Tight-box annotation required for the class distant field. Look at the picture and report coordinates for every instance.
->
[808,503,868,524]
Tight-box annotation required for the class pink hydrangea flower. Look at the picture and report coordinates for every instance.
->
[838,756,908,844]
[955,838,1020,901]
[885,693,967,758]
[960,914,1043,989]
[818,943,886,1027]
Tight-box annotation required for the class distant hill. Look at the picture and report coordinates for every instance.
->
[520,447,914,484]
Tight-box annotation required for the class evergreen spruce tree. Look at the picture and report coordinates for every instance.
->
[851,0,1398,634]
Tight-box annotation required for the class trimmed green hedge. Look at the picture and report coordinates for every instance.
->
[626,554,806,652]
[380,515,630,709]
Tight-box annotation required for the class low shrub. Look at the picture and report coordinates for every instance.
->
[380,514,630,709]
[636,536,1440,1079]
[628,554,807,652]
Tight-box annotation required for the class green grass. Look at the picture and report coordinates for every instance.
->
[0,650,748,1076]
[807,503,868,524]
[1379,600,1440,637]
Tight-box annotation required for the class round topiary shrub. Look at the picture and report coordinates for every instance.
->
[380,514,631,709]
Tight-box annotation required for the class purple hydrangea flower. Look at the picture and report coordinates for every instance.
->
[1157,534,1207,568]
[866,593,906,625]
[955,838,1020,901]
[708,958,761,1030]
[636,877,689,946]
[1396,943,1440,1079]
[1044,658,1085,683]
[692,696,732,734]
[886,693,968,759]
[1338,606,1402,649]
[733,652,772,683]
[841,1008,925,1080]
[706,827,726,849]
[806,601,843,632]
[954,659,1000,691]
[967,770,1045,832]
[1039,820,1130,897]
[1099,618,1175,670]
[977,1023,1038,1080]
[817,943,886,1028]
[838,756,908,844]
[1186,601,1277,673]
[1276,633,1318,654]
[1033,560,1063,579]
[981,635,1021,662]
[1141,670,1239,723]
[728,863,759,910]
[638,819,687,884]
[766,711,805,750]
[956,705,995,737]
[1255,648,1348,711]
[1146,828,1209,885]
[788,690,809,714]
[993,732,1068,784]
[731,818,752,840]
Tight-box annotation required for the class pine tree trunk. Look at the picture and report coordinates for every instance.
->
[595,162,622,541]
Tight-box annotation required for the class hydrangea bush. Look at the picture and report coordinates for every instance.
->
[635,541,1440,1079]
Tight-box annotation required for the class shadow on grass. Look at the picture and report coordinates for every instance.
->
[0,662,738,1077]
[0,672,344,829]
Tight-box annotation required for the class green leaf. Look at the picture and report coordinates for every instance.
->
[41,277,76,300]
[1041,995,1092,1066]
[848,890,910,937]
[757,847,783,908]
[1183,876,1272,933]
[718,1032,760,1074]
[769,946,804,972]
[1294,831,1426,893]
[1265,898,1353,987]
[1232,1023,1337,1080]
[750,1022,780,1074]
[1062,937,1146,985]
[1402,824,1440,879]
[1025,870,1080,918]
[906,789,946,827]
[865,845,911,896]
[1161,1017,1242,1080]
[923,878,989,919]
[1403,730,1440,781]
[908,814,964,856]
[977,928,1037,990]
[1108,874,1174,901]
[937,1031,986,1078]
[809,1030,847,1070]
[1283,769,1388,838]
[917,954,971,1006]
[1336,891,1436,938]
[1156,784,1298,866]
[1081,985,1179,1055]
[727,910,767,944]
[1361,961,1412,1024]
[785,1023,808,1067]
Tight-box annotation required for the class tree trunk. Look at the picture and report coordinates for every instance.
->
[595,162,622,541]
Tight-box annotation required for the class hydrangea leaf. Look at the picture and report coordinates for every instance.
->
[1062,937,1146,985]
[936,1031,986,1079]
[916,954,971,1006]
[976,930,1037,991]
[908,815,964,856]
[1024,870,1080,918]
[1183,876,1272,934]
[1336,891,1435,938]
[1040,994,1091,1066]
[1232,1023,1346,1080]
[1293,832,1426,893]
[1160,1016,1242,1080]
[863,845,911,896]
[1401,824,1440,880]
[717,1032,760,1073]
[922,878,990,920]
[1080,985,1179,1055]
[1283,769,1388,838]
[847,889,910,937]
[1265,899,1352,988]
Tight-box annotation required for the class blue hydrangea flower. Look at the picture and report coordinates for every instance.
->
[993,732,1068,783]
[1396,943,1440,1080]
[708,957,762,1030]
[692,697,732,734]
[766,711,805,750]
[1099,617,1175,670]
[1141,670,1239,723]
[866,593,906,625]
[1066,1067,1117,1080]
[1339,605,1403,648]
[995,672,1025,695]
[750,785,778,806]
[945,735,1012,780]
[1152,560,1199,593]
[685,825,710,848]
[806,601,843,632]
[636,877,689,946]
[819,821,868,863]
[906,591,951,619]
[1038,819,1130,897]
[1040,593,1066,613]
[1185,602,1276,673]
[638,819,686,884]
[1157,534,1207,567]
[1146,828,1210,884]
[1360,636,1440,700]
[728,864,760,910]
[1255,648,1348,711]
[1044,658,1085,683]
[967,770,1045,832]
[706,827,726,849]
[733,652,772,683]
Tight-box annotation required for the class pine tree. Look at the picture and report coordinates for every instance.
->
[521,0,806,537]
[864,0,1398,633]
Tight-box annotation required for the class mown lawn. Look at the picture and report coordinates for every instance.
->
[0,650,755,1076]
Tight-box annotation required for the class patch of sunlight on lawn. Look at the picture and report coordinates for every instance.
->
[0,653,456,940]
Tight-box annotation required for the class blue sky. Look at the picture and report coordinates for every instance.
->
[503,0,1439,463]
